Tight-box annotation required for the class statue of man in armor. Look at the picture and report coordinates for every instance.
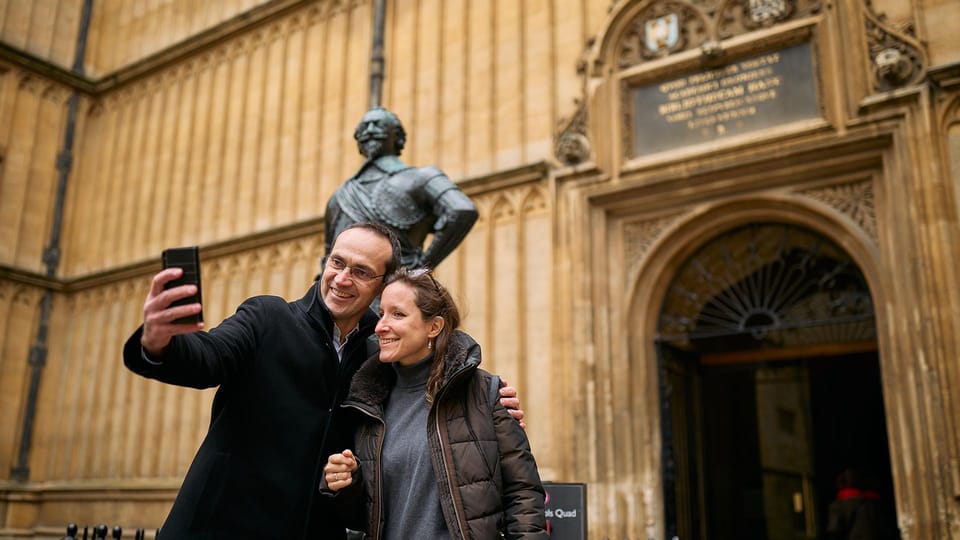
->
[324,107,478,269]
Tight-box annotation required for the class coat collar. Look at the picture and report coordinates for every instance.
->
[346,330,481,407]
[297,281,378,341]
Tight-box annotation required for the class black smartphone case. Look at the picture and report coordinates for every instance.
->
[162,246,203,324]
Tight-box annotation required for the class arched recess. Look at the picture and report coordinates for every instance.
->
[624,195,888,540]
[944,95,960,215]
[588,0,712,77]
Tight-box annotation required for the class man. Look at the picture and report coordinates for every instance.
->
[324,107,478,269]
[826,469,899,540]
[123,222,522,539]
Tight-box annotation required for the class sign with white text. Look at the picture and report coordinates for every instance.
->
[543,482,587,539]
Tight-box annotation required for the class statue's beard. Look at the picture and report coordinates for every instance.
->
[360,138,386,159]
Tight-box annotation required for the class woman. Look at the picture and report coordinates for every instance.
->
[323,267,547,539]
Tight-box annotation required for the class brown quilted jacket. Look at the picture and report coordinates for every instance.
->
[332,330,547,539]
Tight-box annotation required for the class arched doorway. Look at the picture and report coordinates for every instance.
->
[656,222,896,539]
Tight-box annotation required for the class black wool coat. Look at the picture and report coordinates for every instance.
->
[123,283,377,540]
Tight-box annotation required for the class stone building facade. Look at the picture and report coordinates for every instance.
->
[1,0,959,538]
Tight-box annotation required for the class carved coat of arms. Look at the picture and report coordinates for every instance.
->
[644,13,679,53]
[749,0,789,23]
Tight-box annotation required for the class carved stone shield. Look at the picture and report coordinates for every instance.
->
[644,13,679,53]
[749,0,788,23]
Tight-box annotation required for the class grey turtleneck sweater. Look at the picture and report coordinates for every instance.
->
[381,354,451,540]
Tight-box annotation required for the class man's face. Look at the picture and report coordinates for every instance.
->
[354,109,397,160]
[320,227,392,330]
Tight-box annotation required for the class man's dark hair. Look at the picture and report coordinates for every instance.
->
[341,221,402,276]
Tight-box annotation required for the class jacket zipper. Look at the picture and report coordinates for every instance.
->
[431,366,475,539]
[342,402,386,540]
[344,356,478,539]
[434,415,466,538]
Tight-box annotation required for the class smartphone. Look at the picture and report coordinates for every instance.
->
[162,246,203,324]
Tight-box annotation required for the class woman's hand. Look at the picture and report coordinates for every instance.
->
[324,449,358,491]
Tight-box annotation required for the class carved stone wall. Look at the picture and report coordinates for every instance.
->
[0,69,72,274]
[554,0,960,538]
[0,1,86,73]
[1,0,960,539]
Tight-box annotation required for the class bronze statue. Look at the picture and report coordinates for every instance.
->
[324,107,478,269]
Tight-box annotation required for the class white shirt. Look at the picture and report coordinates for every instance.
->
[332,324,359,362]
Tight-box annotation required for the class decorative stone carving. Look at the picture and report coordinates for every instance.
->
[864,2,927,92]
[40,84,71,105]
[17,73,41,94]
[609,0,822,70]
[658,223,875,348]
[490,196,517,222]
[800,180,878,244]
[328,0,358,16]
[556,35,596,166]
[521,188,549,213]
[747,0,792,24]
[555,99,592,166]
[573,0,827,163]
[624,214,682,275]
[474,185,548,222]
[616,1,709,66]
[12,285,43,308]
[717,0,821,38]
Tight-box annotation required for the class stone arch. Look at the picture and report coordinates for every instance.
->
[942,94,960,188]
[489,194,517,223]
[627,194,882,330]
[622,194,886,538]
[519,185,548,214]
[657,222,874,350]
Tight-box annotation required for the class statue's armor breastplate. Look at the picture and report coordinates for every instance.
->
[370,169,431,229]
[325,159,473,268]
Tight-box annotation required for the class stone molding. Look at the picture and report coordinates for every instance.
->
[0,0,367,96]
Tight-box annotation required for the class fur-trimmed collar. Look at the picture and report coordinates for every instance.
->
[345,329,481,408]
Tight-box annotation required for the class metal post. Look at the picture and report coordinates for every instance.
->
[369,0,386,108]
[11,0,93,481]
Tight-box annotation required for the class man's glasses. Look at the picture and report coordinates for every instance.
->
[326,256,385,283]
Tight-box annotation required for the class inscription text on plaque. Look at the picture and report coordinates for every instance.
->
[631,42,819,156]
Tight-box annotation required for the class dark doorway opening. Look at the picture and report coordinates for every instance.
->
[808,352,897,539]
[656,223,895,539]
[692,351,895,539]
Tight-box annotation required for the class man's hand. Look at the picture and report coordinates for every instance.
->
[141,268,204,356]
[498,379,526,430]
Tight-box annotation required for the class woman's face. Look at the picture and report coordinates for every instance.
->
[376,282,442,366]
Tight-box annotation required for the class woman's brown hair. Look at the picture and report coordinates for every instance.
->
[383,267,460,403]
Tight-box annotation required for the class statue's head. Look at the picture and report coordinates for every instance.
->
[354,107,407,159]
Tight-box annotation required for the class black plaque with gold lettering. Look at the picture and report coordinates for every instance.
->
[631,42,819,156]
